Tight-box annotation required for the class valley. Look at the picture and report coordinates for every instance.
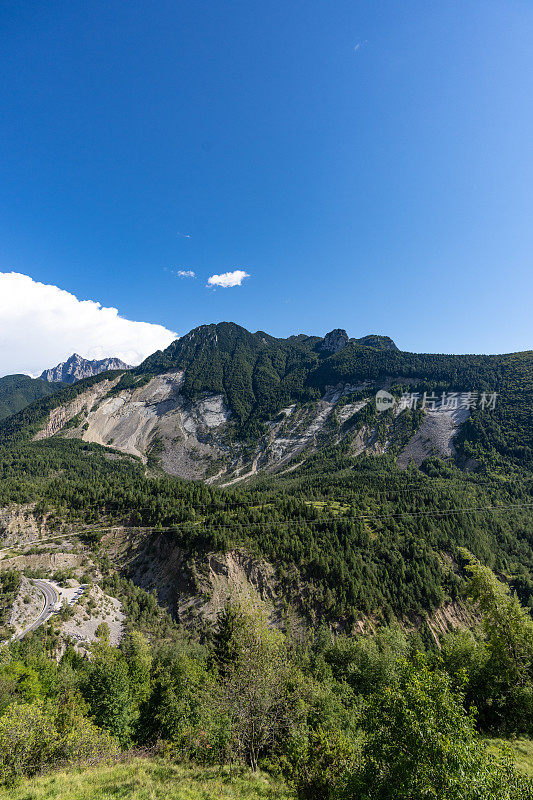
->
[0,322,531,633]
[3,1,532,793]
[0,322,531,798]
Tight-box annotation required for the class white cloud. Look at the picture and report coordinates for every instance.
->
[0,272,178,377]
[207,269,250,288]
[176,269,195,278]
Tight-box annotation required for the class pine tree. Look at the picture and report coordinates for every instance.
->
[212,600,245,675]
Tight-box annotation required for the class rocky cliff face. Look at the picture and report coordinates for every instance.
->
[23,323,494,483]
[31,366,469,484]
[40,353,132,384]
[102,526,477,637]
[319,330,398,354]
[320,328,349,353]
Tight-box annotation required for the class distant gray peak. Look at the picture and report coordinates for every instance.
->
[321,329,349,354]
[40,353,132,384]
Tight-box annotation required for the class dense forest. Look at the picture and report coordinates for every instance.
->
[0,374,62,422]
[1,555,533,797]
[0,434,531,624]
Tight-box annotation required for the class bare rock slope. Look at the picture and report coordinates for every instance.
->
[32,366,470,482]
[398,403,470,468]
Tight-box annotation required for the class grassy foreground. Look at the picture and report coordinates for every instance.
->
[0,759,294,800]
[486,738,533,778]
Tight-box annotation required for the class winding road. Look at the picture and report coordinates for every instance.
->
[12,579,60,640]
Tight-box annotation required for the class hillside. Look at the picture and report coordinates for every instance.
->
[1,536,532,798]
[0,324,531,798]
[2,746,532,799]
[0,373,63,421]
[2,323,530,484]
[0,322,531,629]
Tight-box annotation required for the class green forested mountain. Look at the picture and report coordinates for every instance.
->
[0,373,63,422]
[0,322,531,625]
[139,322,530,436]
[0,369,125,443]
[2,539,533,797]
[3,322,529,475]
[1,435,531,623]
[137,323,531,470]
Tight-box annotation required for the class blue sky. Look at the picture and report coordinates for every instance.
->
[1,0,532,373]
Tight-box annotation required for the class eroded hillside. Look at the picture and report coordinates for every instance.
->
[3,322,529,483]
[30,371,471,482]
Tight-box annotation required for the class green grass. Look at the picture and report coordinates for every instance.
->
[486,739,533,777]
[0,759,294,800]
[305,500,349,514]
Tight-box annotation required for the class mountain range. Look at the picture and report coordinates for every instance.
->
[2,321,529,482]
[0,321,531,631]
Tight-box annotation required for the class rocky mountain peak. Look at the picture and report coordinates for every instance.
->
[321,329,349,354]
[40,354,132,385]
